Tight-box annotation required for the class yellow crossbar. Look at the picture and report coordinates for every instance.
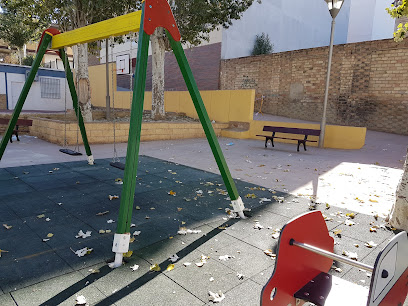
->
[51,11,142,49]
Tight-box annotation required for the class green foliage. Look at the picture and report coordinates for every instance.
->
[387,0,408,41]
[22,55,34,66]
[251,32,273,56]
[0,7,42,49]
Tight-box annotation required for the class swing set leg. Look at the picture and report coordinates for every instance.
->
[0,33,52,161]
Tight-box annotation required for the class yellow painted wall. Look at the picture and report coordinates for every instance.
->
[89,64,255,123]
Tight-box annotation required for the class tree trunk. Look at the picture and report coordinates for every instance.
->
[73,43,93,122]
[151,27,166,120]
[388,148,408,231]
[17,47,23,65]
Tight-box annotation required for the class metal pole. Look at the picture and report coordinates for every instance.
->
[105,38,111,120]
[0,33,52,161]
[291,239,374,272]
[319,18,336,148]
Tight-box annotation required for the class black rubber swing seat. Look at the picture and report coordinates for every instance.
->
[110,161,125,170]
[59,148,83,156]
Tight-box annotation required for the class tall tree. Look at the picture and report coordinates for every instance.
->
[0,7,42,64]
[386,0,408,231]
[150,0,259,120]
[0,0,141,122]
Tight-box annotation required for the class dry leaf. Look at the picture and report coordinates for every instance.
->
[183,262,191,267]
[345,220,356,226]
[0,249,9,257]
[245,193,257,199]
[133,231,141,236]
[75,230,92,239]
[369,199,378,203]
[166,264,175,271]
[135,206,141,210]
[208,291,225,303]
[107,219,115,223]
[73,247,93,257]
[364,241,378,248]
[264,249,276,258]
[96,211,109,216]
[342,250,358,260]
[123,251,133,258]
[168,190,176,196]
[334,229,342,237]
[237,273,244,280]
[47,233,54,238]
[130,264,139,271]
[219,255,234,261]
[88,268,100,274]
[150,264,161,272]
[37,214,45,219]
[108,195,119,200]
[169,254,179,262]
[370,227,377,232]
[76,295,87,305]
[177,207,183,212]
[3,224,12,230]
[346,213,356,219]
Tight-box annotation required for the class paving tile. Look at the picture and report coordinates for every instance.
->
[250,264,276,287]
[0,179,35,196]
[54,237,115,271]
[0,218,33,241]
[0,294,17,306]
[18,175,68,191]
[10,271,107,306]
[0,169,19,181]
[166,251,242,302]
[4,165,39,177]
[5,191,63,218]
[207,240,274,279]
[0,205,18,223]
[206,279,263,306]
[0,251,74,293]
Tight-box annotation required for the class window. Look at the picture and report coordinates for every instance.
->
[40,77,61,99]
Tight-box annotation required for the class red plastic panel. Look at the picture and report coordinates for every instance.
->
[261,211,334,306]
[37,28,61,54]
[143,0,181,41]
[378,267,408,306]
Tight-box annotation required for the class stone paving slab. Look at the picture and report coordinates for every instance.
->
[0,155,403,305]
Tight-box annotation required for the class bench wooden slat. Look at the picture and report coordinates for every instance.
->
[256,134,318,142]
[0,118,33,126]
[262,126,320,136]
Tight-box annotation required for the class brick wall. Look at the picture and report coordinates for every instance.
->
[220,39,408,135]
[0,94,6,110]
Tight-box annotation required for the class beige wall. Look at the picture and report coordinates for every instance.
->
[89,63,255,123]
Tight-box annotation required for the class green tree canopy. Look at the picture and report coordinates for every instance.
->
[251,32,273,56]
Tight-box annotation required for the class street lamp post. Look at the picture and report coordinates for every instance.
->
[319,0,345,148]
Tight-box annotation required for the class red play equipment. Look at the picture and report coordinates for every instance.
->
[262,211,408,306]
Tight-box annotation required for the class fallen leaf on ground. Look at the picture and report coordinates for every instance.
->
[264,249,276,258]
[133,231,141,236]
[135,206,141,210]
[259,198,271,204]
[219,255,234,261]
[370,227,377,232]
[245,193,257,199]
[96,211,109,216]
[150,264,161,272]
[364,241,378,248]
[37,214,45,219]
[333,229,342,237]
[107,219,115,224]
[177,227,202,235]
[342,250,358,260]
[208,291,225,303]
[88,268,100,274]
[0,249,9,257]
[166,264,175,271]
[168,190,176,196]
[75,230,92,239]
[271,232,280,239]
[209,277,215,282]
[123,251,133,258]
[108,195,119,200]
[130,264,139,271]
[177,207,183,212]
[345,220,356,226]
[47,233,54,238]
[369,199,378,203]
[75,295,87,305]
[183,262,192,267]
[73,247,93,257]
[253,222,264,230]
[169,254,179,262]
[3,224,12,230]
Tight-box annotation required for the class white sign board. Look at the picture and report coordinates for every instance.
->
[116,54,130,74]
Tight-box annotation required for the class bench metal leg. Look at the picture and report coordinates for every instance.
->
[297,141,300,152]
[303,141,307,151]
[271,137,274,147]
[264,138,268,148]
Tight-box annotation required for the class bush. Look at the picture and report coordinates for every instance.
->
[22,55,34,66]
[251,33,273,56]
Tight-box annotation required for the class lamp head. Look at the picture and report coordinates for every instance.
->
[325,0,344,18]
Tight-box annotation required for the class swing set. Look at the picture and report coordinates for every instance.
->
[0,0,247,267]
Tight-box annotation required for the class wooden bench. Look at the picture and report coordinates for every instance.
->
[256,126,320,152]
[0,118,33,143]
